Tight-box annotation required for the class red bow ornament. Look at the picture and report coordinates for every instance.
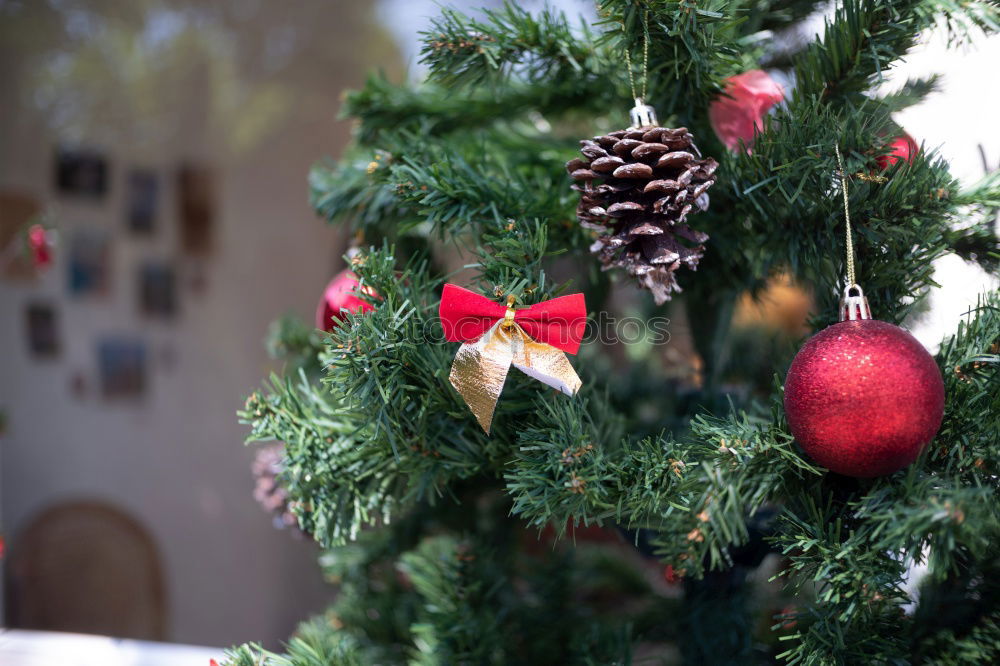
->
[439,284,587,432]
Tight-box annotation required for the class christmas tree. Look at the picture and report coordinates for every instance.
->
[228,1,1000,663]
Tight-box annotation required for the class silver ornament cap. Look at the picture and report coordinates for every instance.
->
[629,98,658,128]
[839,284,872,321]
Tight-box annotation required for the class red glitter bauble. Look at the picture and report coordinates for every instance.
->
[784,319,944,477]
[315,269,375,331]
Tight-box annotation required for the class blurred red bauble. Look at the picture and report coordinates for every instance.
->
[27,224,52,268]
[663,564,684,585]
[709,69,785,152]
[875,134,919,170]
[777,605,798,630]
[784,319,944,478]
[315,269,376,331]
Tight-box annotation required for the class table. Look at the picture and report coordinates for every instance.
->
[0,629,223,666]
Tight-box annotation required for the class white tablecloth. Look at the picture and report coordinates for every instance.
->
[0,629,223,666]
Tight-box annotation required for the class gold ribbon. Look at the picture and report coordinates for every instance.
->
[449,299,582,433]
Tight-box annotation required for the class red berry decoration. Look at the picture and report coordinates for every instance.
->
[784,287,944,477]
[875,134,919,170]
[315,269,376,331]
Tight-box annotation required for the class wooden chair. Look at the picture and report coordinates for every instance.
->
[4,500,167,640]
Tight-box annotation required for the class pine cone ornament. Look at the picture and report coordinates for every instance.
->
[251,443,302,532]
[567,121,718,304]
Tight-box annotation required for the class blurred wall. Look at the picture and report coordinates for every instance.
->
[883,31,1000,347]
[0,0,399,648]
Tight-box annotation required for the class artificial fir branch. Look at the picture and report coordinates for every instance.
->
[343,75,614,147]
[746,0,832,33]
[879,75,942,112]
[421,3,599,89]
[598,0,747,121]
[232,0,1000,662]
[309,151,417,233]
[793,0,933,103]
[400,536,507,665]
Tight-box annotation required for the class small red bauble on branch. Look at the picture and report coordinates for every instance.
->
[709,70,785,152]
[315,268,376,331]
[783,286,944,477]
[875,133,919,170]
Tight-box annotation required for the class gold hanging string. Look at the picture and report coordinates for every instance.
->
[834,145,856,287]
[623,11,649,102]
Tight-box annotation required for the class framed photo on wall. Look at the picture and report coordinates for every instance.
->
[126,169,159,234]
[176,163,215,255]
[138,262,177,318]
[55,146,108,199]
[25,302,60,358]
[97,338,147,399]
[68,229,111,297]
